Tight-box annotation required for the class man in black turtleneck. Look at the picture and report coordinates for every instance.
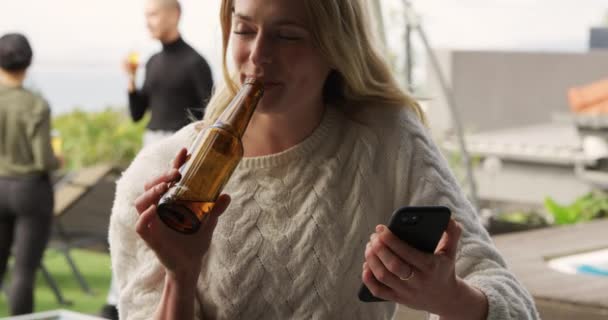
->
[125,0,213,146]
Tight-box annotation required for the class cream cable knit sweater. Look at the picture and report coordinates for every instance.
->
[109,105,538,320]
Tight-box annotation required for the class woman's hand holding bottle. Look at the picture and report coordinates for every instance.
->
[134,147,231,281]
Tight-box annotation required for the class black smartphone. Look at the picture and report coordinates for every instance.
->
[358,206,452,302]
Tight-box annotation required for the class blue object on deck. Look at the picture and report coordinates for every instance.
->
[577,264,608,277]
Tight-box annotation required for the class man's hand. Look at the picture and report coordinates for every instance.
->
[123,55,138,93]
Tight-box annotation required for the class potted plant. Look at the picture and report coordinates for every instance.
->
[486,210,549,235]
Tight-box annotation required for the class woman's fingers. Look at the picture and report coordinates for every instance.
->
[143,147,187,192]
[362,220,463,309]
[143,168,181,191]
[436,219,462,259]
[170,147,189,169]
[371,234,415,280]
[362,259,397,301]
[211,194,231,218]
[135,182,168,213]
[365,240,403,289]
[376,225,434,271]
[198,194,231,240]
[137,148,189,215]
[135,204,160,248]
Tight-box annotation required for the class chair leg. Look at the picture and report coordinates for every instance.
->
[55,222,94,295]
[61,247,94,295]
[39,263,72,306]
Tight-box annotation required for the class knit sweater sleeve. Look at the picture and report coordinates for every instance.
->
[394,110,539,320]
[108,130,201,319]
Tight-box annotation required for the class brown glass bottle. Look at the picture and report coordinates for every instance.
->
[157,78,264,234]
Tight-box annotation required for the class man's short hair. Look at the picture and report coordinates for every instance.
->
[0,33,33,72]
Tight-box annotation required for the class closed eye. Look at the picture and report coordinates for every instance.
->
[277,29,306,41]
[233,21,256,37]
[278,35,302,41]
[234,30,256,37]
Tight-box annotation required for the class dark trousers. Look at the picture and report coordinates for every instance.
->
[0,175,53,315]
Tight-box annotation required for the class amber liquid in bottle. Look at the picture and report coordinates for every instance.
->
[157,78,264,234]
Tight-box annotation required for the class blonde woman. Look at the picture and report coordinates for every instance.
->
[109,0,538,319]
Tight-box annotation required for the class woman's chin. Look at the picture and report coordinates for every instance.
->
[256,95,284,114]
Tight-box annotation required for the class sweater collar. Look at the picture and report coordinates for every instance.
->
[0,82,20,92]
[238,106,341,169]
[162,36,185,52]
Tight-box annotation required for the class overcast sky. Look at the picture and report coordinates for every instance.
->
[1,0,607,72]
[0,0,222,70]
[411,0,608,51]
[1,0,607,112]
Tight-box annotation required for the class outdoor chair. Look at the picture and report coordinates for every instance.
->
[43,164,116,305]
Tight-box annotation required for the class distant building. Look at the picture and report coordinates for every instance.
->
[590,27,608,49]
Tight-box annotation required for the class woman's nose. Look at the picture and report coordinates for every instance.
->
[250,34,273,67]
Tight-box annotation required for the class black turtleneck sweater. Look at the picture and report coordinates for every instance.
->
[128,37,213,131]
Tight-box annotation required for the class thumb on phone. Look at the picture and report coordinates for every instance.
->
[435,218,462,260]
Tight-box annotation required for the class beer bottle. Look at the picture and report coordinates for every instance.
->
[157,78,264,234]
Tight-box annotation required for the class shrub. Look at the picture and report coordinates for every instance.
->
[52,108,148,170]
[544,191,608,225]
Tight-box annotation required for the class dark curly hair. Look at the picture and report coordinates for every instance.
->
[0,33,33,72]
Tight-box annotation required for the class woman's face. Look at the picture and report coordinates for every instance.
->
[231,0,331,113]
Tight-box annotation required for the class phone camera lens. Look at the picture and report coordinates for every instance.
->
[401,214,420,225]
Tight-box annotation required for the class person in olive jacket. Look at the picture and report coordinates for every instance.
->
[0,32,61,316]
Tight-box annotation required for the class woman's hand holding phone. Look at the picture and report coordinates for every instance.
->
[362,218,489,319]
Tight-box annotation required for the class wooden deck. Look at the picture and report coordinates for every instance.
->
[493,219,608,319]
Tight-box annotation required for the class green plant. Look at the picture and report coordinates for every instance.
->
[544,191,608,225]
[494,210,548,226]
[52,108,148,170]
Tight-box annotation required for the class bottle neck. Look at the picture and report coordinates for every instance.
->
[216,80,264,138]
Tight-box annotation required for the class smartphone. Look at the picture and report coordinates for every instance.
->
[358,206,451,302]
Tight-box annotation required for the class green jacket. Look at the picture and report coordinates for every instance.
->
[0,83,59,177]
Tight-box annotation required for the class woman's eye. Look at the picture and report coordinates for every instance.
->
[234,29,255,36]
[233,22,256,36]
[277,31,303,41]
[278,34,301,41]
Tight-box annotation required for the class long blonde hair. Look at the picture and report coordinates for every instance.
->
[204,0,425,123]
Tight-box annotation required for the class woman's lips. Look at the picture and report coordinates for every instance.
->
[241,75,281,88]
[241,77,281,94]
